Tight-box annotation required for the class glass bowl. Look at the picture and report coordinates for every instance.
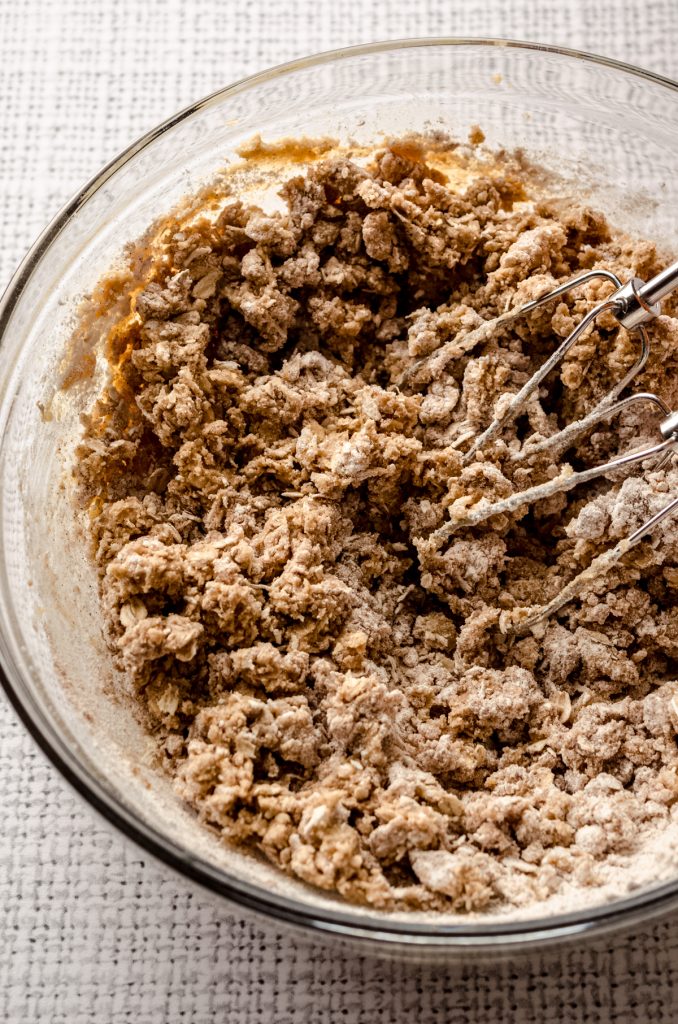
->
[2,39,678,960]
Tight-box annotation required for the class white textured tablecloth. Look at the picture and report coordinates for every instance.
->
[2,1,678,1020]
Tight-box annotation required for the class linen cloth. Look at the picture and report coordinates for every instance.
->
[2,1,678,1020]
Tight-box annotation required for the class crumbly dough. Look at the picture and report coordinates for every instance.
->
[75,138,678,912]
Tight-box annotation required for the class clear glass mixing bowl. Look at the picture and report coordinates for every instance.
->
[2,39,678,959]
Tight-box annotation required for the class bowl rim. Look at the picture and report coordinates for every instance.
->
[3,35,678,952]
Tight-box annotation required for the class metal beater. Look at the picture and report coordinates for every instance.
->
[408,261,678,632]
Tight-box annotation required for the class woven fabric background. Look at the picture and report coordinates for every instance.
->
[2,1,678,1020]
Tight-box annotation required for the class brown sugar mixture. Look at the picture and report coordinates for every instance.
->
[75,137,678,912]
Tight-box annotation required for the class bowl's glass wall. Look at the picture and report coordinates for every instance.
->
[2,42,678,953]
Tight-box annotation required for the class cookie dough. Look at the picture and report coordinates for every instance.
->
[76,139,678,911]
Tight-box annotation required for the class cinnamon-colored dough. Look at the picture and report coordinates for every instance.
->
[76,139,678,912]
